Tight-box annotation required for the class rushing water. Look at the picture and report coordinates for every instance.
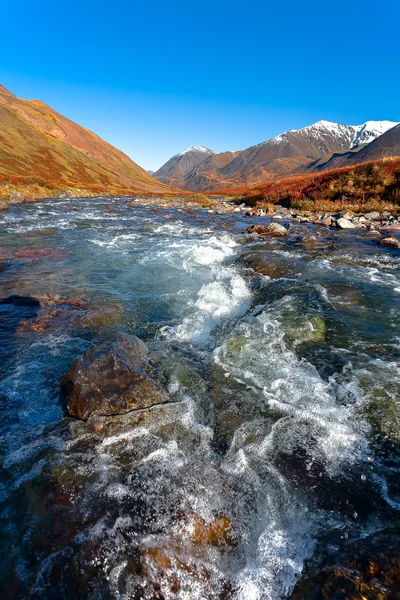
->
[0,197,399,599]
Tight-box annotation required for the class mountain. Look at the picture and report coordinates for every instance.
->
[156,120,399,191]
[312,124,400,172]
[216,120,399,186]
[0,85,173,196]
[153,146,213,185]
[167,150,240,191]
[354,123,400,161]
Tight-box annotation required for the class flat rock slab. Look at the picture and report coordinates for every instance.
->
[61,333,168,420]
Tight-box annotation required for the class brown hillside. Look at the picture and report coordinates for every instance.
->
[0,85,174,196]
[211,158,400,214]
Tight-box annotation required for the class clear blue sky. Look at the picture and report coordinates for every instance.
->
[2,0,399,170]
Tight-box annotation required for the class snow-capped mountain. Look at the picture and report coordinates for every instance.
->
[265,120,399,153]
[350,120,399,148]
[178,145,211,156]
[153,145,213,184]
[153,120,399,190]
[218,119,399,185]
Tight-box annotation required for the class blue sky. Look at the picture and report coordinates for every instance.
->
[2,0,399,170]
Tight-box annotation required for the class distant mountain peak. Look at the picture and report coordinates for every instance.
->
[349,120,399,148]
[266,119,399,150]
[179,145,213,156]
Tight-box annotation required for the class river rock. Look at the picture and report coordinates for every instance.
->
[290,530,400,600]
[61,333,168,420]
[336,217,355,229]
[364,211,380,220]
[380,236,400,248]
[245,223,288,237]
[321,216,333,226]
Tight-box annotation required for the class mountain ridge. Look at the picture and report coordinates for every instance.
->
[153,119,399,191]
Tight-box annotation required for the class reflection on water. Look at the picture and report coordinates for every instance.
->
[0,197,399,599]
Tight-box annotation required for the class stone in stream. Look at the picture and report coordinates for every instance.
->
[335,217,355,229]
[364,211,380,220]
[289,530,400,600]
[245,223,288,237]
[61,333,168,420]
[380,235,400,248]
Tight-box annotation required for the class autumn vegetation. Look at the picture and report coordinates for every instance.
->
[211,158,400,214]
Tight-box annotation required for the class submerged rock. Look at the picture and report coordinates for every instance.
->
[290,531,400,600]
[245,223,288,237]
[61,333,168,420]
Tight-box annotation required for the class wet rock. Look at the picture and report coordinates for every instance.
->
[16,247,65,259]
[179,514,234,549]
[0,295,41,308]
[380,236,400,248]
[242,253,295,279]
[29,228,57,236]
[290,531,400,600]
[380,223,400,231]
[364,388,400,442]
[299,234,320,247]
[245,223,288,237]
[336,217,355,229]
[61,333,169,420]
[281,312,326,346]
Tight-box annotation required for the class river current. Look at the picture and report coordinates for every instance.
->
[0,197,399,599]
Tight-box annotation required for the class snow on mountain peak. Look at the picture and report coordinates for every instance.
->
[349,120,399,148]
[179,145,212,156]
[266,119,399,150]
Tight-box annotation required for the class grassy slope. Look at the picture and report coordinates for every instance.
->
[210,158,400,213]
[0,86,175,201]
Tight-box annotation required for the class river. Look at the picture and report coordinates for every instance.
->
[0,197,399,599]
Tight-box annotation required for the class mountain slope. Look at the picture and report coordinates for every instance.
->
[171,150,240,191]
[346,123,400,163]
[157,120,399,191]
[217,120,399,186]
[307,124,400,173]
[0,85,173,195]
[212,157,400,214]
[153,146,213,185]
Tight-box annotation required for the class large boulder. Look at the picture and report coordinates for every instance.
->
[245,222,288,237]
[61,333,168,420]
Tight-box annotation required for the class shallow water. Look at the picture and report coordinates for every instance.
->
[0,197,399,599]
